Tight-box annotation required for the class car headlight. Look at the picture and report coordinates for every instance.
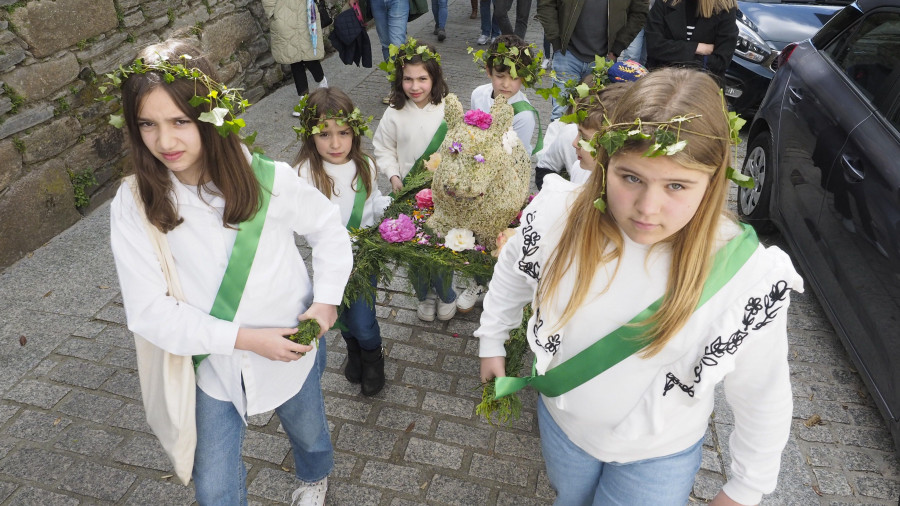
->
[734,15,772,63]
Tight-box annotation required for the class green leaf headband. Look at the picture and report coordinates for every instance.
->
[467,41,545,88]
[586,105,752,213]
[535,55,616,123]
[377,37,441,82]
[97,54,256,143]
[291,94,373,140]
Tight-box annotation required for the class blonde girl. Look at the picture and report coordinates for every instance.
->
[476,67,802,506]
[294,87,391,397]
[109,40,351,505]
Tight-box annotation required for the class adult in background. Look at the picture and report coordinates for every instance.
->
[538,0,648,120]
[264,0,328,115]
[432,0,448,41]
[493,0,532,39]
[644,0,737,83]
[351,0,409,103]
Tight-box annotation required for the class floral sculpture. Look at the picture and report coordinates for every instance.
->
[427,93,531,250]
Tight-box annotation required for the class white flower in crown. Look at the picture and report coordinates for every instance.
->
[501,129,518,155]
[444,228,476,252]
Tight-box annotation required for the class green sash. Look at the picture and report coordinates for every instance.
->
[346,176,367,231]
[494,224,759,399]
[511,101,544,155]
[193,154,276,368]
[404,120,447,185]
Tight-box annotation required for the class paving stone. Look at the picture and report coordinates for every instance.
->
[833,425,896,452]
[335,424,398,459]
[0,403,19,426]
[54,337,112,362]
[425,473,490,505]
[6,487,79,506]
[106,402,152,434]
[93,324,135,349]
[422,391,474,418]
[434,420,492,448]
[103,346,138,370]
[71,319,108,339]
[2,379,70,409]
[380,322,414,342]
[405,437,464,469]
[246,466,296,503]
[248,410,276,427]
[325,481,381,506]
[29,357,59,377]
[846,404,887,428]
[112,435,172,472]
[0,480,16,503]
[495,431,543,462]
[123,478,195,505]
[0,437,15,461]
[6,409,71,443]
[0,447,74,482]
[392,308,445,329]
[375,406,432,434]
[792,419,836,443]
[469,452,532,486]
[806,445,880,472]
[700,446,723,474]
[854,475,900,500]
[376,305,393,319]
[57,390,124,423]
[359,460,423,495]
[389,293,420,310]
[792,396,852,424]
[100,369,142,401]
[324,396,372,423]
[389,499,424,506]
[401,366,453,391]
[379,383,420,407]
[95,304,128,325]
[456,375,486,400]
[48,359,116,389]
[810,467,854,498]
[535,469,556,500]
[330,451,357,479]
[692,469,726,501]
[243,429,293,464]
[445,318,479,336]
[390,343,438,365]
[441,353,480,376]
[58,460,136,501]
[322,371,363,396]
[417,330,467,352]
[55,424,124,458]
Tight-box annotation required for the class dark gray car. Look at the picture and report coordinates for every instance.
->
[738,0,900,452]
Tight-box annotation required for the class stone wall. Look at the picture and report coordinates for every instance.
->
[0,0,287,269]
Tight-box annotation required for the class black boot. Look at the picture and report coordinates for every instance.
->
[343,338,362,384]
[359,346,385,397]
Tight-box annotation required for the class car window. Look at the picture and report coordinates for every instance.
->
[824,11,900,128]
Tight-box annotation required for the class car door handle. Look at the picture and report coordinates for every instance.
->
[841,154,864,183]
[788,86,804,104]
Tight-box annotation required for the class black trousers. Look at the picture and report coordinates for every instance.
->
[492,0,532,39]
[290,60,325,96]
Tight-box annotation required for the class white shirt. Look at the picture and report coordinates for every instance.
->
[110,158,352,418]
[475,176,804,505]
[536,121,591,185]
[296,158,392,228]
[470,83,536,155]
[372,99,445,182]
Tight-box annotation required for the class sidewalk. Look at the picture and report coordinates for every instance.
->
[1,0,898,504]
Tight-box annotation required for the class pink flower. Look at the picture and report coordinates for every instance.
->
[415,188,433,208]
[449,141,463,154]
[378,214,416,243]
[464,109,493,130]
[474,154,485,163]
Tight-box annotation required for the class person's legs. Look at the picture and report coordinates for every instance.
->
[290,61,310,96]
[193,387,248,506]
[276,353,334,483]
[431,268,457,303]
[480,0,492,36]
[537,397,603,506]
[305,59,325,84]
[593,438,703,505]
[340,279,382,352]
[549,50,594,120]
[513,0,531,39]
[619,29,645,64]
[432,0,448,28]
[386,0,409,49]
[492,0,514,35]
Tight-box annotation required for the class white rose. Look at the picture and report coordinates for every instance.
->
[444,228,476,252]
[501,129,518,155]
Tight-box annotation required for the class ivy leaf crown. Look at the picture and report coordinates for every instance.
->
[97,53,256,143]
[467,40,545,89]
[291,94,374,140]
[377,37,442,82]
[534,55,616,122]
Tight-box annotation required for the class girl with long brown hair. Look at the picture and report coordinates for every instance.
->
[476,68,802,505]
[109,39,352,505]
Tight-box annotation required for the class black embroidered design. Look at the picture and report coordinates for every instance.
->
[532,307,561,355]
[662,280,790,397]
[518,211,541,280]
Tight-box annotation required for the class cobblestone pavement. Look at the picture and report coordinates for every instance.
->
[1,0,899,504]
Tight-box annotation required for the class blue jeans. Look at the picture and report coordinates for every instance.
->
[480,0,500,37]
[550,49,596,121]
[537,397,702,506]
[620,29,646,64]
[193,342,333,505]
[409,265,456,303]
[432,0,448,28]
[370,0,409,61]
[340,278,382,351]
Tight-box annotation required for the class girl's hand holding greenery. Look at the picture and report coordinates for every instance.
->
[299,302,338,338]
[480,356,507,384]
[235,327,313,362]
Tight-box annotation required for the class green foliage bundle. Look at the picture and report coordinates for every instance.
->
[475,304,532,425]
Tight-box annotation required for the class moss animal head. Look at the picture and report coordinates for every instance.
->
[427,93,531,249]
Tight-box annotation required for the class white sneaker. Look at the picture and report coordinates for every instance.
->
[417,294,437,322]
[436,297,457,321]
[477,34,490,45]
[291,477,327,506]
[291,108,301,117]
[457,284,486,313]
[541,57,551,70]
[318,77,328,88]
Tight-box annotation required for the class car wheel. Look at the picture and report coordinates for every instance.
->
[738,131,776,233]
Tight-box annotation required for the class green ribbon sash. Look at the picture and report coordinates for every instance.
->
[404,120,447,184]
[346,176,367,231]
[193,154,276,368]
[511,101,543,155]
[493,224,759,399]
